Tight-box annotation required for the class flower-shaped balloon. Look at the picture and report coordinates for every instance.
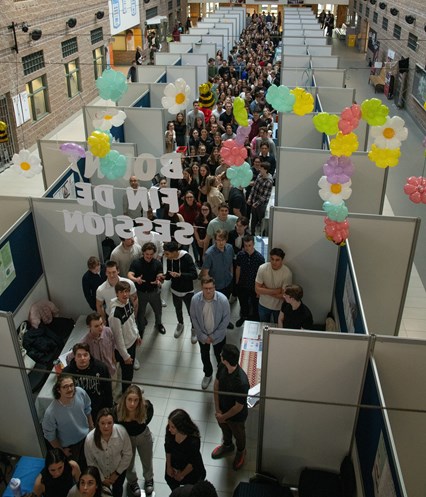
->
[96,69,128,102]
[220,139,247,166]
[93,109,127,131]
[11,149,43,178]
[59,143,86,162]
[233,97,249,126]
[330,132,359,157]
[312,113,339,135]
[361,98,389,126]
[404,176,426,204]
[235,125,251,146]
[266,84,296,113]
[318,176,352,205]
[290,87,314,116]
[338,104,362,135]
[161,78,191,114]
[87,130,111,158]
[324,217,350,245]
[323,201,349,222]
[226,162,253,188]
[323,155,354,184]
[368,144,401,168]
[370,116,408,150]
[99,150,127,180]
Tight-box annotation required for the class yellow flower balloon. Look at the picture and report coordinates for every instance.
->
[368,144,401,168]
[88,131,111,158]
[290,87,314,116]
[233,97,249,126]
[330,132,359,157]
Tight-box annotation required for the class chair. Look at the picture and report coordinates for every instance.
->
[298,455,356,497]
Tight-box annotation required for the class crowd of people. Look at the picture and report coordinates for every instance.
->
[34,13,317,497]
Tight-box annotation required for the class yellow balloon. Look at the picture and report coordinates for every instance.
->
[330,132,359,157]
[290,87,314,116]
[368,144,401,168]
[233,97,249,126]
[88,131,111,158]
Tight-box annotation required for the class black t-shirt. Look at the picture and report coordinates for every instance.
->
[228,187,247,217]
[129,258,163,292]
[280,301,313,330]
[216,362,249,422]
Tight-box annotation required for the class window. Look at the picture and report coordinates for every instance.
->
[65,59,81,97]
[93,47,106,80]
[146,7,158,19]
[26,75,49,121]
[22,51,45,76]
[365,6,370,17]
[91,27,103,45]
[373,11,378,23]
[359,3,363,14]
[61,38,78,58]
[408,33,418,51]
[382,17,388,30]
[393,24,401,40]
[168,0,172,9]
[354,0,357,9]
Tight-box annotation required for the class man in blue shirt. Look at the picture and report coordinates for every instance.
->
[190,277,231,390]
[202,230,234,297]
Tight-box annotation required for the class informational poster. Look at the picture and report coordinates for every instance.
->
[372,432,397,497]
[12,91,31,127]
[108,0,140,36]
[343,269,357,333]
[53,175,76,199]
[0,242,16,295]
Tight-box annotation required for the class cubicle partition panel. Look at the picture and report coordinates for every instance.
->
[355,360,407,497]
[373,337,426,497]
[192,43,216,59]
[148,83,168,110]
[348,214,419,336]
[313,69,346,87]
[282,55,311,69]
[317,87,355,112]
[117,83,150,107]
[136,66,166,83]
[155,53,181,66]
[189,28,210,36]
[169,43,192,54]
[0,312,45,457]
[307,45,333,56]
[258,328,371,485]
[278,113,320,149]
[275,148,387,214]
[303,37,327,46]
[31,198,100,319]
[179,35,202,44]
[201,35,225,57]
[281,68,312,87]
[181,54,208,86]
[281,37,305,45]
[311,56,340,69]
[0,197,30,236]
[269,207,338,323]
[304,29,323,37]
[283,46,308,56]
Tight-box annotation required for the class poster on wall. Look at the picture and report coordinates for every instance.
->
[108,0,141,36]
[0,242,16,295]
[372,432,397,497]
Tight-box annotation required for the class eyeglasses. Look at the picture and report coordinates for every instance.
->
[61,384,74,390]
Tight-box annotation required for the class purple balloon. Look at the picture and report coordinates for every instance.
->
[423,135,426,148]
[235,125,251,146]
[323,155,354,184]
[60,142,86,160]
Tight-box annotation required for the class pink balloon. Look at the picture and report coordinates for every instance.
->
[324,217,349,245]
[338,104,361,135]
[404,176,426,204]
[220,139,247,166]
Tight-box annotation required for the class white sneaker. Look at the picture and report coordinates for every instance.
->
[174,323,184,338]
[201,375,212,389]
[161,299,167,307]
[191,328,198,344]
[133,358,140,370]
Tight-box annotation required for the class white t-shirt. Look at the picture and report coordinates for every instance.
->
[96,277,137,316]
[256,262,293,310]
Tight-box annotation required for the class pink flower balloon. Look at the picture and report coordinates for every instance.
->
[404,176,426,204]
[324,217,350,245]
[338,104,361,135]
[220,139,247,166]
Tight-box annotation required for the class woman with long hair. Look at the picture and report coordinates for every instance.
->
[206,176,225,216]
[174,112,187,147]
[207,147,221,172]
[193,202,214,266]
[178,168,199,201]
[115,385,154,496]
[165,121,176,153]
[68,466,110,497]
[33,448,80,497]
[84,409,132,497]
[198,164,211,203]
[164,409,206,490]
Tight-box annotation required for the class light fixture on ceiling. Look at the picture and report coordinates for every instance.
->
[390,8,399,16]
[405,15,415,24]
[66,18,77,28]
[379,2,387,9]
[30,29,42,41]
[95,11,105,20]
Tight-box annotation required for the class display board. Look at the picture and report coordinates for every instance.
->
[0,312,45,456]
[411,64,426,109]
[259,328,370,484]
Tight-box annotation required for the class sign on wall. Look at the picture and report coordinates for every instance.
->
[108,0,141,36]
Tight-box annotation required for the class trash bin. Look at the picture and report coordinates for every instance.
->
[347,34,356,47]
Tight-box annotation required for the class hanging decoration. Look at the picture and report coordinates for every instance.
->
[96,69,128,102]
[92,109,127,131]
[87,130,111,158]
[220,139,247,166]
[290,87,315,116]
[233,97,249,126]
[161,78,191,114]
[265,84,296,113]
[10,149,43,178]
[312,113,340,136]
[226,162,253,188]
[100,150,128,180]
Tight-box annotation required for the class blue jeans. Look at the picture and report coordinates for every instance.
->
[258,303,279,324]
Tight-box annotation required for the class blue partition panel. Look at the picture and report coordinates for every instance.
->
[134,93,151,107]
[0,212,43,313]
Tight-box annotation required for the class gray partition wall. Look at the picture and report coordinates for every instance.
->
[0,312,45,456]
[373,337,426,497]
[275,149,387,215]
[258,329,371,484]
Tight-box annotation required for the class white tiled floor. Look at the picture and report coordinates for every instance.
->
[1,26,426,497]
